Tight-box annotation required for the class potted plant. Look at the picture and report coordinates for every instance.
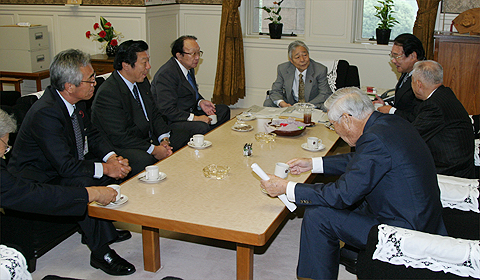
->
[257,0,284,39]
[374,0,399,45]
[86,16,123,56]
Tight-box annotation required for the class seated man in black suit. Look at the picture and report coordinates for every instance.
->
[261,87,446,279]
[410,60,475,178]
[263,40,332,110]
[92,40,190,176]
[375,33,424,122]
[6,50,136,276]
[151,35,230,135]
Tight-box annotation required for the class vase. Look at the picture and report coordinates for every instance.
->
[376,29,392,45]
[105,43,118,57]
[269,23,283,39]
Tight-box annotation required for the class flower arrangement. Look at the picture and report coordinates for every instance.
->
[257,0,284,24]
[374,0,399,30]
[85,16,123,55]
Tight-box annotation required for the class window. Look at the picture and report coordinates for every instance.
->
[250,0,305,35]
[357,0,418,41]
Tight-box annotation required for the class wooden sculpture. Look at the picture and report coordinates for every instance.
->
[453,8,480,35]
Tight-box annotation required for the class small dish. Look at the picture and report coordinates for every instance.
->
[99,194,129,208]
[254,132,277,143]
[187,140,212,149]
[202,164,230,179]
[232,123,253,132]
[301,143,325,152]
[138,171,167,183]
[236,112,256,121]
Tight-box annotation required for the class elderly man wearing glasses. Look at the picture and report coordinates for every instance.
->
[151,35,230,136]
[374,33,425,122]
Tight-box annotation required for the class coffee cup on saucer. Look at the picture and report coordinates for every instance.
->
[307,137,322,150]
[145,165,160,181]
[274,162,290,179]
[208,115,217,125]
[190,134,204,147]
[107,184,121,202]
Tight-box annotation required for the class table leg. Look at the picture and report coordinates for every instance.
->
[141,226,161,272]
[236,243,254,280]
[35,78,42,92]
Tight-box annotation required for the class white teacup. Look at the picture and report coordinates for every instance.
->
[145,165,160,181]
[190,134,204,147]
[107,184,121,202]
[307,137,322,150]
[274,162,290,179]
[208,114,217,125]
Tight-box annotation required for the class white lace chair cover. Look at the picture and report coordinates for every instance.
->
[0,245,32,280]
[373,224,480,279]
[438,174,480,213]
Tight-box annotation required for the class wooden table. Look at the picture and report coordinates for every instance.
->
[88,117,340,279]
[90,54,115,75]
[0,69,49,92]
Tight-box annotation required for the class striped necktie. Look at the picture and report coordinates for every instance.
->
[71,107,84,160]
[298,73,305,103]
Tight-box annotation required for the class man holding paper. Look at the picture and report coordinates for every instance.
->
[260,87,447,280]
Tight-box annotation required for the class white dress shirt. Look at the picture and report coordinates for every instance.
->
[286,157,324,202]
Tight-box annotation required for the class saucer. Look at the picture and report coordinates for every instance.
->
[301,143,325,152]
[188,140,212,149]
[102,194,129,208]
[138,171,167,183]
[231,123,253,132]
[236,113,256,121]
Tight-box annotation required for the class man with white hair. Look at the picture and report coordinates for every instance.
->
[261,87,447,279]
[410,60,474,178]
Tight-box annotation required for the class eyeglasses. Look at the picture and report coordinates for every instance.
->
[0,138,11,154]
[389,53,405,61]
[183,51,203,58]
[81,73,97,85]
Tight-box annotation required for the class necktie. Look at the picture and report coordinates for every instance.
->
[298,73,305,103]
[132,84,142,108]
[187,72,200,100]
[71,107,84,160]
[398,73,409,89]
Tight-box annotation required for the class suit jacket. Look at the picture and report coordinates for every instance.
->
[412,85,475,178]
[295,112,446,235]
[151,57,205,122]
[393,73,420,122]
[8,86,114,183]
[92,70,170,150]
[267,59,332,110]
[1,157,88,215]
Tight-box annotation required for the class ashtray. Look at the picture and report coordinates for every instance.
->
[255,132,277,143]
[203,164,230,180]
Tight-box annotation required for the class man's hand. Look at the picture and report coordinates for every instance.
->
[86,186,117,205]
[152,144,173,160]
[103,155,131,180]
[199,100,216,115]
[376,105,393,113]
[373,94,385,105]
[278,101,292,108]
[287,158,313,175]
[193,115,211,124]
[261,174,289,197]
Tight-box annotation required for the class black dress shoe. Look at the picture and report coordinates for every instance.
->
[90,249,136,276]
[112,229,132,243]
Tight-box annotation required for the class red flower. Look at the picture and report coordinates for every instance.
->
[104,22,112,29]
[85,31,91,39]
[273,1,278,4]
[99,30,106,38]
[110,39,118,46]
[93,23,99,30]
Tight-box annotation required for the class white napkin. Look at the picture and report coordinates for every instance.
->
[437,174,479,213]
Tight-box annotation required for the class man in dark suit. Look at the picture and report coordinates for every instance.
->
[151,35,230,135]
[263,40,332,110]
[375,33,424,122]
[6,49,136,276]
[410,60,475,178]
[92,40,190,176]
[261,87,446,279]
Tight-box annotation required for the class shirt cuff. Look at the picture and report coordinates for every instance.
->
[147,144,155,154]
[312,157,324,173]
[274,99,284,107]
[286,181,297,202]
[157,132,171,143]
[389,107,397,114]
[188,113,194,121]
[94,162,103,179]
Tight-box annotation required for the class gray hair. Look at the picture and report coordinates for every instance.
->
[288,40,309,60]
[411,60,443,86]
[0,109,17,138]
[325,87,374,123]
[50,49,91,91]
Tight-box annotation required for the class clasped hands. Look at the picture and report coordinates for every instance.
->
[152,139,173,160]
[103,154,131,180]
[260,158,313,197]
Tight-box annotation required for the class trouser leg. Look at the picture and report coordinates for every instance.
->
[77,212,118,254]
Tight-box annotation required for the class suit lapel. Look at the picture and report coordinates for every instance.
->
[304,61,315,102]
[285,63,295,104]
[395,74,412,104]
